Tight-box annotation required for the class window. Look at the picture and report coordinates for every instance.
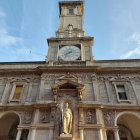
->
[68,9,74,15]
[9,83,24,102]
[117,85,127,100]
[13,85,23,100]
[113,82,131,103]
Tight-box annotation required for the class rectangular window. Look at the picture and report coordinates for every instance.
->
[117,85,127,100]
[12,85,23,100]
[69,9,74,15]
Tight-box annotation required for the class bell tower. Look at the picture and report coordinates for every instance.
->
[56,1,85,38]
[47,1,94,65]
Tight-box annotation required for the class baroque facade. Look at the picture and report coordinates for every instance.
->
[0,1,140,140]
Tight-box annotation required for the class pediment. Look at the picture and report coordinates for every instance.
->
[57,73,78,81]
[52,80,84,90]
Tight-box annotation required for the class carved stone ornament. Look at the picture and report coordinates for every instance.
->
[86,110,96,124]
[57,73,78,81]
[9,77,31,83]
[39,110,50,123]
[91,73,98,81]
[104,111,116,126]
[22,111,33,124]
[98,74,131,82]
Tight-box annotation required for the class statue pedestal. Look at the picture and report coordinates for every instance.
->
[59,134,72,140]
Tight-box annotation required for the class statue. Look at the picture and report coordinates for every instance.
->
[61,102,73,134]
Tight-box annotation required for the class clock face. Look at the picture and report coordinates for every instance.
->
[59,45,81,61]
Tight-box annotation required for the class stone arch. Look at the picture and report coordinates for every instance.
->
[0,110,21,124]
[0,111,20,140]
[115,111,140,139]
[115,111,140,126]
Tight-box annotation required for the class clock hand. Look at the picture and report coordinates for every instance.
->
[65,51,72,55]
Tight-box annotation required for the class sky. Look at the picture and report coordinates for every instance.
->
[0,0,140,62]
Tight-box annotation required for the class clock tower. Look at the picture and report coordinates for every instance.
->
[47,1,94,65]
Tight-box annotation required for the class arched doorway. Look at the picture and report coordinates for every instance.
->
[117,113,140,140]
[0,112,20,140]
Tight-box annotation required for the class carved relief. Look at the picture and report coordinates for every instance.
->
[85,110,96,124]
[57,73,78,81]
[104,111,116,126]
[97,74,140,82]
[91,73,98,81]
[9,77,31,83]
[20,111,33,124]
[39,109,50,123]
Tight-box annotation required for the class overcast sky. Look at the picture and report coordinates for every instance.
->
[0,0,140,62]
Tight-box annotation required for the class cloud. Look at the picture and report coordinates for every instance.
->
[120,32,140,59]
[0,9,22,47]
[130,32,140,45]
[0,28,22,46]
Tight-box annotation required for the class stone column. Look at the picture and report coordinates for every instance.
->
[30,128,36,140]
[98,128,103,140]
[114,129,120,140]
[30,109,40,140]
[80,128,84,140]
[91,74,99,102]
[96,109,107,140]
[16,128,22,140]
[1,81,10,104]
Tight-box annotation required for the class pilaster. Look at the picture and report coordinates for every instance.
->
[91,74,99,102]
[1,80,10,104]
[30,128,36,140]
[105,81,112,103]
[38,76,45,101]
[25,82,33,103]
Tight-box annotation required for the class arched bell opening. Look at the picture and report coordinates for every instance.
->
[0,112,20,140]
[117,113,140,140]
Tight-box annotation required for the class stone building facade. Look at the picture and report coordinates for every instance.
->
[0,1,140,140]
